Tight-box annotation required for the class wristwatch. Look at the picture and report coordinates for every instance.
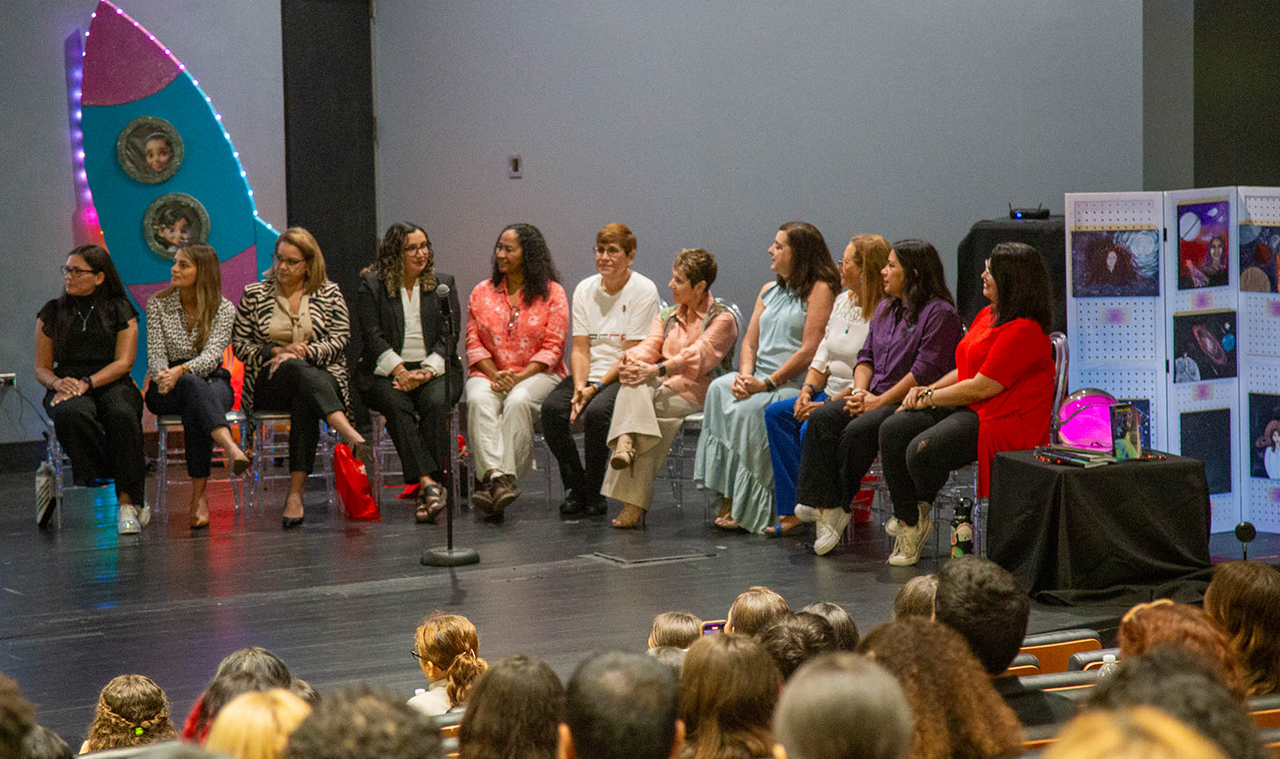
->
[657,361,667,378]
[923,387,935,408]
[763,376,778,392]
[81,375,94,390]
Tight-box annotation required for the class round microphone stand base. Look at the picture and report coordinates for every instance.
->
[421,547,480,567]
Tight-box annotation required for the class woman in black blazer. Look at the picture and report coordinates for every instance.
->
[357,222,463,522]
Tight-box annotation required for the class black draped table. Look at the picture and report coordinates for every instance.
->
[956,216,1067,333]
[987,450,1212,605]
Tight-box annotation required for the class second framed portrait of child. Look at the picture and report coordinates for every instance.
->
[143,193,210,259]
[116,116,184,184]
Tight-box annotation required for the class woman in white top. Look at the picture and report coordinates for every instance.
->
[761,234,890,536]
[145,244,249,529]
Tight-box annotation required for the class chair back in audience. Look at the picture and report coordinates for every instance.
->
[1068,647,1120,671]
[81,741,182,758]
[1019,628,1101,674]
[1049,331,1068,443]
[1002,652,1041,678]
[1258,726,1280,759]
[1251,694,1280,729]
[1022,724,1060,753]
[1018,669,1100,700]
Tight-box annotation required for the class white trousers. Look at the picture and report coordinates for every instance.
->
[465,373,560,479]
[601,380,701,510]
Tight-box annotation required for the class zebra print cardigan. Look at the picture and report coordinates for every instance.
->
[231,278,351,416]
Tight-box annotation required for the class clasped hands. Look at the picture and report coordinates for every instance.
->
[897,385,934,412]
[49,376,90,406]
[266,340,309,378]
[843,388,883,416]
[489,368,518,393]
[617,354,659,387]
[393,367,436,391]
[730,372,766,400]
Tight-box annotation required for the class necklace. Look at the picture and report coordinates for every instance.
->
[75,304,95,332]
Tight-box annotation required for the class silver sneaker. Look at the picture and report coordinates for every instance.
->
[884,516,902,536]
[118,504,141,535]
[137,503,152,530]
[887,515,932,566]
[814,508,851,556]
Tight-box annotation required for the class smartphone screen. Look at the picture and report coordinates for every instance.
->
[701,620,726,636]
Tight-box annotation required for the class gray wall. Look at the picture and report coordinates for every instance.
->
[0,1,285,444]
[1143,0,1195,190]
[374,0,1144,336]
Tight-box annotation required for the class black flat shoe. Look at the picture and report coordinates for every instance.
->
[584,496,608,517]
[559,492,583,517]
[282,515,305,529]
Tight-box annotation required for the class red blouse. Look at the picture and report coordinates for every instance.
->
[957,306,1054,495]
[465,278,569,380]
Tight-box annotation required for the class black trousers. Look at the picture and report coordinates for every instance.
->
[540,376,621,498]
[253,360,345,474]
[145,371,234,478]
[879,406,979,525]
[794,400,898,512]
[44,377,145,504]
[362,370,451,483]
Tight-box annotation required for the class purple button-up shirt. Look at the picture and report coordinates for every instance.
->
[856,297,962,394]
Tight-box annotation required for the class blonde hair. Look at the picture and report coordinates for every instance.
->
[1044,707,1228,759]
[649,611,703,649]
[415,612,489,708]
[155,243,223,351]
[206,689,311,759]
[274,227,327,295]
[850,234,891,315]
[84,675,177,751]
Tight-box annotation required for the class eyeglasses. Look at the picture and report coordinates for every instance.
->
[593,246,627,259]
[403,242,431,255]
[410,648,423,662]
[62,266,95,277]
[274,255,307,268]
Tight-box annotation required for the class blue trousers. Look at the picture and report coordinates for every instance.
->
[764,391,827,517]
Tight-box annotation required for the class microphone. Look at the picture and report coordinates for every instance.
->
[436,282,453,334]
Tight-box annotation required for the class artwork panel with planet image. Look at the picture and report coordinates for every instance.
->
[1171,309,1237,383]
[115,115,183,184]
[1238,224,1280,293]
[1176,199,1230,291]
[143,192,209,259]
[1180,408,1233,495]
[1248,392,1280,480]
[1070,229,1160,298]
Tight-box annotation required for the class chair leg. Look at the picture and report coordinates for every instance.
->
[156,426,169,520]
[370,415,384,509]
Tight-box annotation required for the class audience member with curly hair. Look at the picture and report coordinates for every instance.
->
[1204,560,1280,696]
[1118,600,1250,700]
[206,689,311,759]
[799,602,860,651]
[82,674,177,752]
[676,634,782,759]
[561,652,682,759]
[1044,707,1228,759]
[858,619,1022,759]
[773,653,911,759]
[283,685,440,759]
[648,612,703,650]
[757,613,837,680]
[461,655,565,759]
[409,612,488,716]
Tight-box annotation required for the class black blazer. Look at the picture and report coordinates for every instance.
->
[355,270,463,404]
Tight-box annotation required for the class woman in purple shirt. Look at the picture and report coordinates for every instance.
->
[792,239,962,556]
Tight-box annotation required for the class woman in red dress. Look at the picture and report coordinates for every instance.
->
[877,242,1055,566]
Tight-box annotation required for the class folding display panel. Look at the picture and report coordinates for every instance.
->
[1237,186,1280,532]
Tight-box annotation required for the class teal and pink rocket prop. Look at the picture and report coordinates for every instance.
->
[78,0,277,386]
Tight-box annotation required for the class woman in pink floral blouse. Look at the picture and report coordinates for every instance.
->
[465,223,568,520]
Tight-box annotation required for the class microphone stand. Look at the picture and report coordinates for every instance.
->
[423,283,480,567]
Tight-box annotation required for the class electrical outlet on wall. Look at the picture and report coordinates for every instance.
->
[0,373,15,387]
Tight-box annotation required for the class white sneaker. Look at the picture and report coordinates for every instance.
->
[814,508,852,556]
[887,516,932,566]
[884,516,902,536]
[117,505,141,535]
[794,504,819,523]
[137,503,152,530]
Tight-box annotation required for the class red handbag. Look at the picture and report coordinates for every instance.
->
[333,444,380,521]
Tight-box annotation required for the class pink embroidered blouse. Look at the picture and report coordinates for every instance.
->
[624,291,739,405]
[465,278,569,380]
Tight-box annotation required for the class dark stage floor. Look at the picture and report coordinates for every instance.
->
[0,458,1273,745]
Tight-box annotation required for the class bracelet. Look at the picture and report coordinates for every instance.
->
[923,387,935,408]
[591,381,603,392]
[763,376,778,392]
[801,382,818,394]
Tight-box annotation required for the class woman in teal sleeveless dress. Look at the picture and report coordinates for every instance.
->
[694,222,840,534]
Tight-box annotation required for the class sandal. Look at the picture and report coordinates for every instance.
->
[764,519,803,538]
[714,515,746,532]
[416,484,448,524]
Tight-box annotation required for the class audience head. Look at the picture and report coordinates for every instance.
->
[986,242,1053,331]
[371,221,435,293]
[1118,600,1249,700]
[647,647,688,675]
[215,647,292,686]
[273,227,328,294]
[891,575,937,621]
[85,674,178,752]
[885,240,954,325]
[673,248,718,297]
[847,234,891,316]
[461,655,565,759]
[1204,560,1280,696]
[0,674,35,759]
[757,613,837,680]
[206,689,311,759]
[192,670,280,743]
[773,653,911,759]
[493,223,560,302]
[677,634,781,759]
[595,223,637,262]
[858,619,1022,759]
[774,222,839,299]
[561,652,681,759]
[283,684,440,759]
[288,678,319,707]
[1044,707,1228,759]
[932,556,1030,675]
[649,612,703,650]
[22,726,70,759]
[726,586,790,637]
[1086,646,1268,759]
[414,612,488,708]
[799,603,860,651]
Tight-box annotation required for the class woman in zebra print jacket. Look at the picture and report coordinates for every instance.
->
[232,227,371,528]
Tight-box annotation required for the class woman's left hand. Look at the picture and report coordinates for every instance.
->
[155,366,184,395]
[731,374,765,400]
[899,385,928,411]
[393,368,433,391]
[619,359,658,386]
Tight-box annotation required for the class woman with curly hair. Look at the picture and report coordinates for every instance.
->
[460,655,564,759]
[356,222,463,522]
[677,633,781,759]
[82,675,178,752]
[1119,599,1250,700]
[1204,562,1280,696]
[858,619,1022,759]
[465,224,569,519]
[206,689,311,759]
[408,612,488,715]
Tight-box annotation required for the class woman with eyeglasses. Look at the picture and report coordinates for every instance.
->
[34,245,147,533]
[145,243,250,529]
[231,227,371,529]
[541,223,661,519]
[464,223,568,519]
[356,222,462,524]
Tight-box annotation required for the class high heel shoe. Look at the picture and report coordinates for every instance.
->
[231,452,253,477]
[610,434,635,470]
[611,504,647,529]
[282,515,305,529]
